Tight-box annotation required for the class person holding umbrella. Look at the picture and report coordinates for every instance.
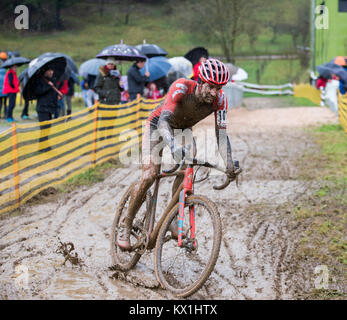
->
[127,58,150,101]
[94,57,123,105]
[34,65,63,123]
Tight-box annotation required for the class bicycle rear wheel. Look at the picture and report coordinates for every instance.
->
[154,195,222,297]
[110,183,151,271]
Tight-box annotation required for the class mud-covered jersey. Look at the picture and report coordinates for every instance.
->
[147,78,228,129]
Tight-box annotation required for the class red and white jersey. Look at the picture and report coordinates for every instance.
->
[147,78,228,129]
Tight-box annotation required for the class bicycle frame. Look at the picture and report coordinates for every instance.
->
[143,158,239,250]
[146,165,194,250]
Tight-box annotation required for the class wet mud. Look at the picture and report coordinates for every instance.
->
[0,104,340,300]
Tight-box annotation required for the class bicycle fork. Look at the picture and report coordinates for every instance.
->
[178,166,196,248]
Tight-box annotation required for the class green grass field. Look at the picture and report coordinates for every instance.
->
[0,2,306,86]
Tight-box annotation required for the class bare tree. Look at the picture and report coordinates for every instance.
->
[179,0,261,63]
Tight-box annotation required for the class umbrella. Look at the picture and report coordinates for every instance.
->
[39,52,78,73]
[96,40,146,61]
[167,56,193,79]
[184,47,209,67]
[231,67,248,81]
[135,41,168,58]
[23,55,66,101]
[316,62,347,83]
[1,56,30,68]
[139,56,171,82]
[79,58,106,76]
[18,67,29,84]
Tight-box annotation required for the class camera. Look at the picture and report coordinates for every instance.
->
[109,70,120,78]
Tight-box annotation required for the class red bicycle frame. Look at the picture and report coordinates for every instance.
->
[178,165,196,247]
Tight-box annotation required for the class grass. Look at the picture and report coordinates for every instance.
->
[57,158,122,193]
[0,2,304,85]
[292,123,347,297]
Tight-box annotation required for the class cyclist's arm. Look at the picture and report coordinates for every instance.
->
[214,92,233,169]
[157,79,189,153]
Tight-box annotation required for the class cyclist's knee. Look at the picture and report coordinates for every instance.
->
[141,165,158,186]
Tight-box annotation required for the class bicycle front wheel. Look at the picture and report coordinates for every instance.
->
[154,195,222,298]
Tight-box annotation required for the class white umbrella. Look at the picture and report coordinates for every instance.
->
[168,56,194,79]
[232,67,248,81]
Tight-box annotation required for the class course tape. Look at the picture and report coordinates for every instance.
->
[0,97,163,215]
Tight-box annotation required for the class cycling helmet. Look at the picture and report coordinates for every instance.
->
[198,58,230,85]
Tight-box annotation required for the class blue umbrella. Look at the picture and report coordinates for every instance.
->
[317,62,347,83]
[139,56,171,82]
[79,58,106,76]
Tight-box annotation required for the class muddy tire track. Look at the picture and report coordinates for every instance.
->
[0,106,339,299]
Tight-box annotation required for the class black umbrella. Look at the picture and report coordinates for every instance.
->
[23,55,66,101]
[39,52,78,74]
[184,47,209,67]
[96,41,146,61]
[135,41,168,58]
[1,56,30,68]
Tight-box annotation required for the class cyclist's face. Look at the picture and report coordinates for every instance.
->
[199,82,223,103]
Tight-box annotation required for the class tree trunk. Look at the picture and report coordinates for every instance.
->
[55,0,63,30]
[99,0,104,17]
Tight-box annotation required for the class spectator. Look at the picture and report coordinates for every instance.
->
[154,76,169,95]
[146,82,163,100]
[55,79,68,118]
[66,76,75,115]
[94,58,123,105]
[193,56,207,81]
[0,52,8,119]
[34,67,62,151]
[86,73,98,107]
[316,76,327,89]
[34,67,61,123]
[19,80,30,120]
[127,58,150,101]
[80,78,88,107]
[2,64,20,122]
[120,75,129,104]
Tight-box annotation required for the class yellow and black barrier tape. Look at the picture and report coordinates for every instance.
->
[0,97,163,215]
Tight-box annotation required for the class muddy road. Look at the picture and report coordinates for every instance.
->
[0,102,339,300]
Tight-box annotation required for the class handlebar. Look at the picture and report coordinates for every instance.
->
[162,157,242,190]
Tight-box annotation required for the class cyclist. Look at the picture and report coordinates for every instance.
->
[117,58,237,250]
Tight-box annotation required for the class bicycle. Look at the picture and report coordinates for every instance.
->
[110,156,241,298]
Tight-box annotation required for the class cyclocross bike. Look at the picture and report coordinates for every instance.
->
[110,156,241,298]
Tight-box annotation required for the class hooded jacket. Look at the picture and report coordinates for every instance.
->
[34,76,58,114]
[94,66,122,105]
